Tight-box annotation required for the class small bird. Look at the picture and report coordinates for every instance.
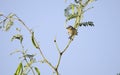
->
[66,26,78,40]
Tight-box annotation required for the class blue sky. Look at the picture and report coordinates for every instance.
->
[0,0,120,75]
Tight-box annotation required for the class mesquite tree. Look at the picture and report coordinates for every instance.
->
[0,0,95,75]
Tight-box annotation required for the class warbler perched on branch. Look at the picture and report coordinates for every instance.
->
[66,26,78,40]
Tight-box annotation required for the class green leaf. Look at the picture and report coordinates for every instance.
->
[25,54,35,58]
[71,4,74,14]
[10,50,21,55]
[14,62,23,75]
[31,32,39,49]
[79,21,94,27]
[5,20,14,31]
[66,14,78,21]
[24,59,34,68]
[65,4,78,21]
[86,0,95,5]
[64,4,78,18]
[34,67,40,75]
[4,13,15,31]
[11,34,23,43]
[7,13,15,18]
[24,54,36,61]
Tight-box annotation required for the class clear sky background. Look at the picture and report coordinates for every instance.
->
[0,0,120,75]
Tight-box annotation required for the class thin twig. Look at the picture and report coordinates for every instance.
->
[61,39,72,54]
[38,47,55,70]
[56,53,62,69]
[14,14,32,34]
[54,37,61,53]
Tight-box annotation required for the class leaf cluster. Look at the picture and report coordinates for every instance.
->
[64,4,79,21]
[15,62,40,75]
[0,13,41,75]
[79,21,94,26]
[64,0,95,28]
[0,13,15,31]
